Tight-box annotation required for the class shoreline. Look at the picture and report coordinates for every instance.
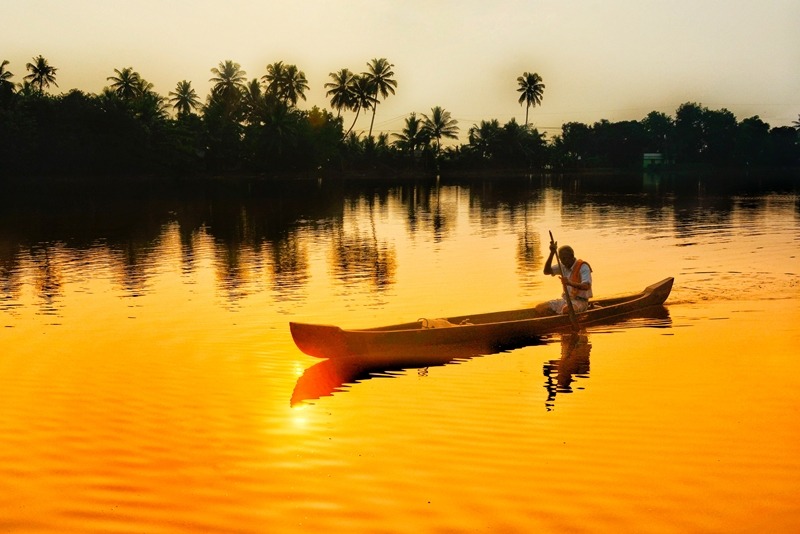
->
[2,166,799,199]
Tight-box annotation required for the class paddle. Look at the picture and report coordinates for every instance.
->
[549,231,581,332]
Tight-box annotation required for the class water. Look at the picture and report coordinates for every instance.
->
[1,174,799,533]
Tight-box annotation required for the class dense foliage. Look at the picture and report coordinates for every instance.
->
[1,57,798,179]
[552,105,800,171]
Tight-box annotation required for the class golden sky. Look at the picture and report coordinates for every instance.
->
[4,0,799,139]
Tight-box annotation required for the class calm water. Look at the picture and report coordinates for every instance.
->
[1,174,799,533]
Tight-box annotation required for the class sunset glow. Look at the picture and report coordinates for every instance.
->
[3,1,798,140]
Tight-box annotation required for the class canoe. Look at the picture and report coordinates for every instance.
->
[290,277,674,359]
[290,308,672,406]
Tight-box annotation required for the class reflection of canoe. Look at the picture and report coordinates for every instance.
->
[290,350,483,406]
[290,277,673,359]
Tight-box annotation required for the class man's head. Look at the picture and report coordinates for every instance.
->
[558,245,575,268]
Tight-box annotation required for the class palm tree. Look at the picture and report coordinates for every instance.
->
[16,80,38,98]
[24,55,58,92]
[134,90,169,124]
[363,58,397,137]
[168,80,201,117]
[393,112,429,158]
[516,72,545,127]
[240,78,267,125]
[282,64,309,107]
[0,60,14,95]
[325,68,355,117]
[468,119,502,160]
[210,60,247,103]
[793,114,800,131]
[421,106,459,156]
[260,101,302,159]
[136,77,156,97]
[345,74,377,136]
[262,62,308,107]
[107,67,142,100]
[262,61,286,96]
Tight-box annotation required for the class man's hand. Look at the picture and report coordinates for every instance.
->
[549,241,558,254]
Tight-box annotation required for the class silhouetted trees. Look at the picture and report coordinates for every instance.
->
[421,106,459,157]
[465,119,548,169]
[263,61,309,107]
[168,80,201,118]
[551,102,799,171]
[0,54,797,181]
[24,55,58,92]
[325,68,355,118]
[393,112,430,163]
[343,75,377,137]
[363,58,397,138]
[0,60,16,102]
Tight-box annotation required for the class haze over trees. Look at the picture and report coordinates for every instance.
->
[0,55,797,180]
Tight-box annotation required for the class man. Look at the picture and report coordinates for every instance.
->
[541,242,592,315]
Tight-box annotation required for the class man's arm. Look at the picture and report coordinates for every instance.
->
[561,278,591,291]
[560,264,592,290]
[543,243,557,275]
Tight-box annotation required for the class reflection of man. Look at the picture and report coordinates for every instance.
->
[543,242,592,314]
[544,334,592,410]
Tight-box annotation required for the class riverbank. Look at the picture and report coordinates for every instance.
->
[3,165,799,199]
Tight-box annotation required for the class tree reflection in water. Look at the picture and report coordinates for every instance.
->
[331,197,396,290]
[1,175,794,320]
[270,235,310,301]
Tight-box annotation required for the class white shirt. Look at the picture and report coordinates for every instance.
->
[559,261,593,300]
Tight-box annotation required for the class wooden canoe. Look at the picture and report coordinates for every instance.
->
[290,308,671,406]
[290,277,674,359]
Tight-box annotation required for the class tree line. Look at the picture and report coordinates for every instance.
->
[1,55,797,180]
[552,104,799,171]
